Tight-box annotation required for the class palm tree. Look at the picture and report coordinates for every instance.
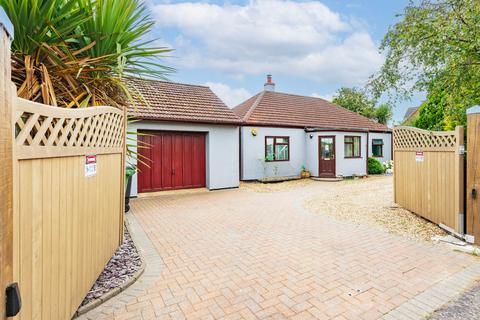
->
[1,0,172,108]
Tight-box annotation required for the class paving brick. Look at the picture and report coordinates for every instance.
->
[79,181,480,320]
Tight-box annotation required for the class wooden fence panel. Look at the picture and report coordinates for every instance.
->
[12,99,125,320]
[393,126,464,233]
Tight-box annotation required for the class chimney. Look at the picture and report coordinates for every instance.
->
[264,74,275,92]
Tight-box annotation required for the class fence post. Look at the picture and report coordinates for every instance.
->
[455,126,465,234]
[0,7,14,320]
[466,106,480,244]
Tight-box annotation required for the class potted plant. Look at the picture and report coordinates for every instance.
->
[301,165,311,178]
[125,166,136,213]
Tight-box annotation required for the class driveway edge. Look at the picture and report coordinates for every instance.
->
[76,214,163,320]
[382,262,480,319]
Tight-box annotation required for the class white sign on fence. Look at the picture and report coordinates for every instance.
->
[415,151,424,162]
[85,155,97,177]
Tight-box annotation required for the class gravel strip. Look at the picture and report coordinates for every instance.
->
[240,178,316,192]
[429,281,480,319]
[79,224,142,307]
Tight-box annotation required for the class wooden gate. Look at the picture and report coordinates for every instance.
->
[12,99,126,320]
[0,9,126,320]
[0,11,14,320]
[393,126,465,233]
[467,106,480,244]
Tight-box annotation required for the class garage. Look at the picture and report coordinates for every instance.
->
[126,78,241,196]
[137,131,206,192]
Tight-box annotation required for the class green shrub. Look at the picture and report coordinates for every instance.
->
[368,157,385,175]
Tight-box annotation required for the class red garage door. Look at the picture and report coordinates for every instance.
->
[137,131,206,192]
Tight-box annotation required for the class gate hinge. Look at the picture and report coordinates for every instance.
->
[459,145,465,155]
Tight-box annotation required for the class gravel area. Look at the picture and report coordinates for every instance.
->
[429,281,480,319]
[240,178,316,192]
[304,176,446,241]
[79,224,142,307]
[242,176,445,242]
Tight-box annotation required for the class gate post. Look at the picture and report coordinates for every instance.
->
[466,106,480,244]
[0,7,14,320]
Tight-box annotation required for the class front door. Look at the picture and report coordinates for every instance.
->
[319,136,336,177]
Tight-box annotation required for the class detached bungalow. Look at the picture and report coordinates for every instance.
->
[126,78,241,196]
[126,76,392,196]
[233,76,392,180]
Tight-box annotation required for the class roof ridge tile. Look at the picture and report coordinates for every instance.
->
[242,91,265,122]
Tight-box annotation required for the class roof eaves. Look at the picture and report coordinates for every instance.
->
[305,126,392,133]
[132,116,242,126]
[305,127,369,133]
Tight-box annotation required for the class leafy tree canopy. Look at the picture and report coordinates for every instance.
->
[369,0,480,129]
[374,104,393,126]
[332,87,376,118]
[332,87,392,125]
[370,0,480,100]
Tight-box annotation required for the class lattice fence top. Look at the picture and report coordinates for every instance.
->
[14,98,125,159]
[393,126,460,151]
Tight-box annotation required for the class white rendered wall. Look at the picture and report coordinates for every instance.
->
[306,131,368,177]
[240,126,306,180]
[368,132,392,164]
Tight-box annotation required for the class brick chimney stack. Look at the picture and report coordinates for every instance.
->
[264,74,275,92]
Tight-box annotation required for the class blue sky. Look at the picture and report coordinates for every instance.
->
[148,0,423,124]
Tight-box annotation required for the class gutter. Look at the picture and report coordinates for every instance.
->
[304,127,392,134]
[305,127,370,133]
[130,117,242,127]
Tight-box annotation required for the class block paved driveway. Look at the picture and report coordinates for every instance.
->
[95,179,480,320]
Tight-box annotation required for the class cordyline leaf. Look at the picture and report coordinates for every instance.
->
[2,0,174,167]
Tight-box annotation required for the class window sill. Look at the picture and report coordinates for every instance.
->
[265,160,290,162]
[344,157,362,159]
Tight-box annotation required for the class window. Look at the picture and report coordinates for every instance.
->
[372,139,383,157]
[265,136,289,161]
[344,136,361,158]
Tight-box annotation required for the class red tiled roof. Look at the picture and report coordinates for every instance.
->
[233,91,391,132]
[126,78,241,125]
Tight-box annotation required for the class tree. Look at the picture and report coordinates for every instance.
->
[332,87,376,119]
[413,78,469,130]
[374,104,393,125]
[369,0,480,129]
[1,0,173,108]
[413,93,446,131]
[332,87,393,124]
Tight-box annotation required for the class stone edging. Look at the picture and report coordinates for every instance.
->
[76,213,163,320]
[382,262,480,319]
[74,219,146,318]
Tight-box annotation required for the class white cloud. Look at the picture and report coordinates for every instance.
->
[205,82,252,107]
[311,92,334,101]
[152,0,384,86]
